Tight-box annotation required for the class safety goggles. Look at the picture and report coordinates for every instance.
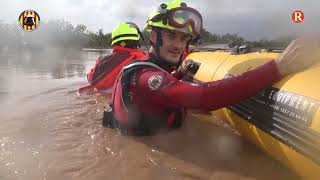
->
[168,7,203,36]
[151,7,203,36]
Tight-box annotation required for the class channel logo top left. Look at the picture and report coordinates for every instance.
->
[18,10,40,31]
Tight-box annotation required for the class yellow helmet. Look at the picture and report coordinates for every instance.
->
[144,0,203,37]
[111,22,141,46]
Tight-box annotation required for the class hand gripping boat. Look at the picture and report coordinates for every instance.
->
[188,50,320,179]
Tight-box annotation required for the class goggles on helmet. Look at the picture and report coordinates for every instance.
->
[150,7,203,36]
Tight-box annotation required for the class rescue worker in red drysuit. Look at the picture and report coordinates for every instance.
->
[79,22,146,94]
[103,0,320,135]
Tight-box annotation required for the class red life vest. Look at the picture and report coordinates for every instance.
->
[104,55,281,135]
[80,46,146,94]
[106,61,184,135]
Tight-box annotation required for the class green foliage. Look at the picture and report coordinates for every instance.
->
[200,29,221,43]
[249,36,297,49]
[88,29,111,48]
[0,19,296,51]
[199,29,245,46]
[0,20,112,50]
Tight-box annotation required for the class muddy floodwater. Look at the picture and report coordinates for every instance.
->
[0,49,299,180]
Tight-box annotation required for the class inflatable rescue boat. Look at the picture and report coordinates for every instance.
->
[188,49,320,179]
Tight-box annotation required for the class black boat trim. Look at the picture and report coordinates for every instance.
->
[227,86,320,165]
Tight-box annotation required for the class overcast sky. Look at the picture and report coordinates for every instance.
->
[2,0,319,40]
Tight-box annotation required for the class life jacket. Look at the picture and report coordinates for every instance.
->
[103,61,184,135]
[79,46,146,94]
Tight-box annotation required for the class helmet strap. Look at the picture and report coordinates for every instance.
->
[177,53,183,68]
[185,40,191,53]
[149,27,163,61]
[155,29,163,58]
[176,39,191,68]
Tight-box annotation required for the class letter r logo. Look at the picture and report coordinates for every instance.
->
[292,10,304,23]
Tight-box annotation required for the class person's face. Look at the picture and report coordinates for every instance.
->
[151,29,192,64]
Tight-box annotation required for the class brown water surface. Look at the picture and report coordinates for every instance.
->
[0,50,299,180]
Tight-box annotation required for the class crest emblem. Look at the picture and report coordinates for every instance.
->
[18,10,40,31]
[148,75,163,90]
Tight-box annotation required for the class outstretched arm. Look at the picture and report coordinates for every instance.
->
[137,60,281,110]
[136,38,320,110]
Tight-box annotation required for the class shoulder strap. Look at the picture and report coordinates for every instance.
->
[111,61,166,112]
[123,61,166,71]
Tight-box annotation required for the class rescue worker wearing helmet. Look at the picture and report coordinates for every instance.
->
[82,22,147,93]
[103,0,320,135]
[111,22,144,48]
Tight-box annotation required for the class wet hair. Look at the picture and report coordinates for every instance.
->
[113,40,140,49]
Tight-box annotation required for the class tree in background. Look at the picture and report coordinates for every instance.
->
[0,20,296,52]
